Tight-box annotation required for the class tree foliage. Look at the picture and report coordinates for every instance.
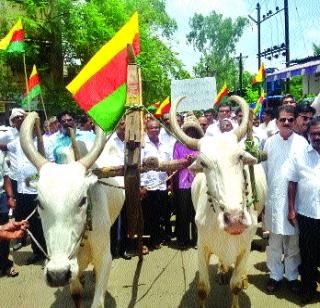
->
[0,0,189,115]
[313,43,320,56]
[187,11,248,90]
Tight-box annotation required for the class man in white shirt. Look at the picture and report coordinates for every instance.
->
[263,105,309,293]
[100,119,131,260]
[0,108,26,200]
[141,120,171,250]
[0,109,26,250]
[0,149,18,276]
[159,112,179,158]
[287,116,320,304]
[7,137,50,264]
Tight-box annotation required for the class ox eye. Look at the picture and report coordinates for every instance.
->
[79,197,87,208]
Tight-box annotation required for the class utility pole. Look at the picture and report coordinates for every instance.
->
[284,0,290,91]
[284,0,290,67]
[248,1,289,93]
[235,53,248,96]
[239,53,243,95]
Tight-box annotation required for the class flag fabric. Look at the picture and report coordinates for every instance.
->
[66,12,140,132]
[253,88,265,114]
[214,82,228,106]
[155,97,170,118]
[0,19,25,53]
[22,65,42,107]
[147,101,160,113]
[252,63,265,85]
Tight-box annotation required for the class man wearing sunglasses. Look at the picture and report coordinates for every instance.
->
[263,105,309,294]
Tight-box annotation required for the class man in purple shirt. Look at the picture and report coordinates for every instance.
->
[173,113,203,248]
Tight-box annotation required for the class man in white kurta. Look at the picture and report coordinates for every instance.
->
[263,105,308,293]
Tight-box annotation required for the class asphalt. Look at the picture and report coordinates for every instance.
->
[1,236,320,308]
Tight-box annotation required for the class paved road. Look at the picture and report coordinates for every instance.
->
[1,237,320,308]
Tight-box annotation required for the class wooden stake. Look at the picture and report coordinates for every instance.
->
[124,44,144,260]
[22,53,30,112]
[39,92,48,121]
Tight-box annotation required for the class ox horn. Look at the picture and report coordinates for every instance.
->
[20,112,49,170]
[230,95,249,141]
[169,96,200,150]
[78,125,106,169]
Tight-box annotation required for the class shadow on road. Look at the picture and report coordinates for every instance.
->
[179,265,251,308]
[248,272,301,306]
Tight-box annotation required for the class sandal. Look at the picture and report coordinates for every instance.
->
[6,266,19,277]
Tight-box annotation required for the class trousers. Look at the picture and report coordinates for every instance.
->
[266,232,300,281]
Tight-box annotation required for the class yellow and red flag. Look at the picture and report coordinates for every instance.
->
[0,18,25,53]
[155,96,170,118]
[66,12,140,132]
[22,65,42,107]
[252,63,265,85]
[214,82,228,106]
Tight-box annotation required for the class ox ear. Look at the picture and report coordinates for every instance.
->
[240,151,258,165]
[85,173,98,187]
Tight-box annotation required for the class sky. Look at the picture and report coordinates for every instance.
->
[165,0,320,75]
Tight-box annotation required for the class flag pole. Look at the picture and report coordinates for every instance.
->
[39,93,48,121]
[22,53,30,112]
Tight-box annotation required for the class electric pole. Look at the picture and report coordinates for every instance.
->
[248,1,290,93]
[235,53,248,96]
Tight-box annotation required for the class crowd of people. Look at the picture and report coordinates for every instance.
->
[0,93,319,305]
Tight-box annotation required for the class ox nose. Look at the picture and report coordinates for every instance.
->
[46,266,71,287]
[223,211,245,225]
[223,211,247,235]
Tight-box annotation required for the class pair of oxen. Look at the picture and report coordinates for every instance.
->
[20,95,266,308]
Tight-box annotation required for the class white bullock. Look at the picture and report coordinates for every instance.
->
[20,113,125,308]
[169,96,267,308]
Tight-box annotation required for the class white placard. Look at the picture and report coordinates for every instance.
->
[171,77,217,112]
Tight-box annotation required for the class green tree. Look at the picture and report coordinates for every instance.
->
[0,0,189,114]
[187,11,248,90]
[313,43,320,56]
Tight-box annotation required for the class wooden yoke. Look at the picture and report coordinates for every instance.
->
[246,110,258,209]
[124,44,144,258]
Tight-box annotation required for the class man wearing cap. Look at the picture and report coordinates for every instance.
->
[0,108,26,196]
[0,108,26,250]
